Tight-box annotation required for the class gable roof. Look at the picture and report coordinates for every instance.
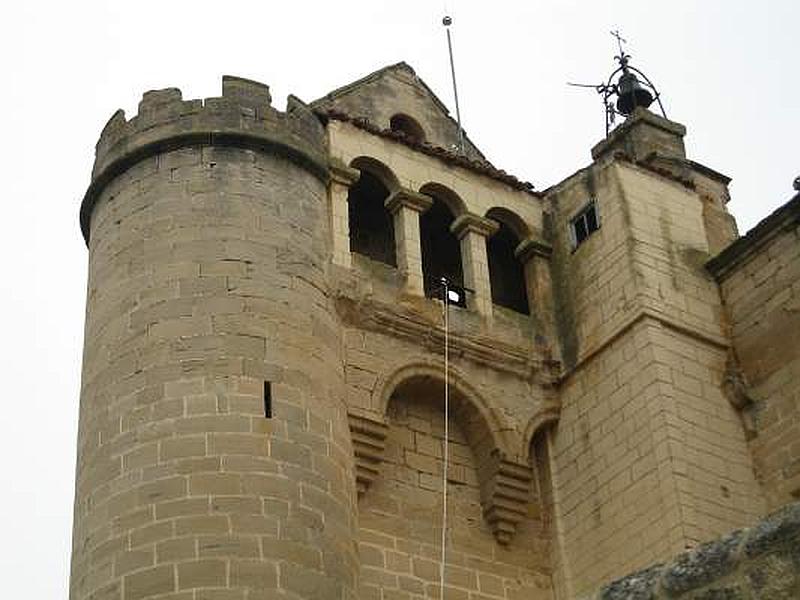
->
[312,61,489,163]
[313,61,449,113]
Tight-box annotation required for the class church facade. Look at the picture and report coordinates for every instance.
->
[71,63,800,599]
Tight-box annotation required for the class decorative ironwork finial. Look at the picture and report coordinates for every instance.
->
[610,29,627,56]
[568,31,667,135]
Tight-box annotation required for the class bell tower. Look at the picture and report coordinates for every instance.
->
[542,40,765,596]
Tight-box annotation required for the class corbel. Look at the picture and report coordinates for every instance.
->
[479,449,533,545]
[348,411,389,498]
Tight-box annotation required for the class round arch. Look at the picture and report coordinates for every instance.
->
[375,359,515,458]
[389,113,426,143]
[419,182,467,217]
[350,156,400,192]
[522,403,561,463]
[485,207,532,242]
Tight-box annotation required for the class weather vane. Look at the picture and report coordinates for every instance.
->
[569,30,667,135]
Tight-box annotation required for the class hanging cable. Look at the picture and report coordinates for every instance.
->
[439,277,450,599]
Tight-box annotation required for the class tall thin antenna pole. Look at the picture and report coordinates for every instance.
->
[443,16,465,153]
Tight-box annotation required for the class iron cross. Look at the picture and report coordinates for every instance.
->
[610,29,627,56]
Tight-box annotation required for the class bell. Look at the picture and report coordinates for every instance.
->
[616,71,654,115]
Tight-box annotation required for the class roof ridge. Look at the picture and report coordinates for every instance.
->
[311,61,488,162]
[310,61,415,107]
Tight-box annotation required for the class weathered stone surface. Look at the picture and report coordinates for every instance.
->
[743,490,800,558]
[594,502,800,600]
[599,564,662,600]
[72,61,800,600]
[662,531,743,595]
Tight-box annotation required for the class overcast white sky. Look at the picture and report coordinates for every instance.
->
[1,1,797,596]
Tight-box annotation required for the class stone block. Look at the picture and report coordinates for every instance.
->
[198,535,259,558]
[178,559,227,589]
[123,565,175,600]
[229,560,277,590]
[157,538,197,563]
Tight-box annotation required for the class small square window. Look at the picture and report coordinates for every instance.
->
[570,201,600,249]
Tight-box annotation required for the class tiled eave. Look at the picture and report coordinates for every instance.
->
[317,108,540,197]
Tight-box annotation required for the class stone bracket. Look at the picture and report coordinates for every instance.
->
[480,450,533,545]
[348,412,389,498]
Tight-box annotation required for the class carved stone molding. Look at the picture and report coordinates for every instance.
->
[385,187,433,215]
[329,158,361,187]
[335,294,555,383]
[480,450,533,545]
[348,412,389,498]
[450,213,499,240]
[515,236,552,263]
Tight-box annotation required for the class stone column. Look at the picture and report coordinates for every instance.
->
[451,213,498,318]
[516,235,557,354]
[385,188,432,296]
[329,159,360,269]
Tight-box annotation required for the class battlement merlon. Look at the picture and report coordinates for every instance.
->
[79,75,328,244]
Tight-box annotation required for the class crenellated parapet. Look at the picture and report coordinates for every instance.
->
[80,75,328,243]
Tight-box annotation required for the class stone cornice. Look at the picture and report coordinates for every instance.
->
[335,294,555,384]
[706,193,800,281]
[450,213,499,240]
[319,108,540,196]
[591,107,686,161]
[384,188,434,214]
[558,308,730,386]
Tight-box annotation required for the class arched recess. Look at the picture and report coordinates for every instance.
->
[389,113,426,143]
[376,361,512,456]
[524,405,561,534]
[418,183,466,300]
[348,360,533,545]
[486,207,532,314]
[347,157,399,266]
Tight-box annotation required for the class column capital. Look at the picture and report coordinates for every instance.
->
[329,158,360,186]
[515,235,552,263]
[385,188,433,215]
[450,213,499,240]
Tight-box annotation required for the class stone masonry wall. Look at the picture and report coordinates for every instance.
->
[72,80,360,600]
[589,501,800,599]
[336,280,557,599]
[357,388,553,600]
[711,195,800,510]
[546,159,764,597]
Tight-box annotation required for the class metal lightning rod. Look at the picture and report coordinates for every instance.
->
[443,15,465,154]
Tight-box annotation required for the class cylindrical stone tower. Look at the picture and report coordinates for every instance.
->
[71,76,357,600]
